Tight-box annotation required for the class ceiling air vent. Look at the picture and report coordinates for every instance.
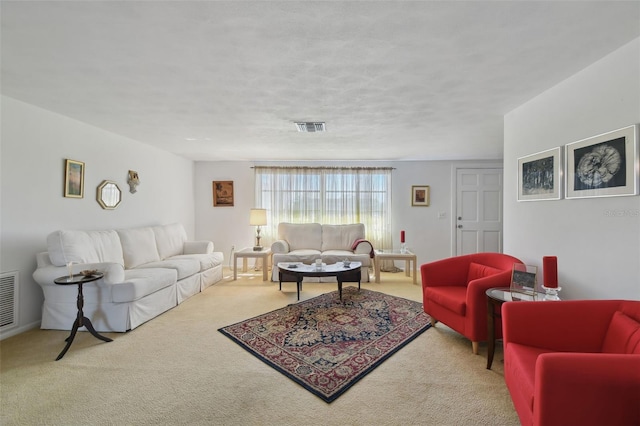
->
[295,122,326,132]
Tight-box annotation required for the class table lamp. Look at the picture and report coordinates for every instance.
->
[249,208,267,251]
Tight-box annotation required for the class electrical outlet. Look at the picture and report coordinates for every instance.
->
[231,245,235,251]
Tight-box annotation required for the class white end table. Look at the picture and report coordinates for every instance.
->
[233,247,272,281]
[374,249,418,284]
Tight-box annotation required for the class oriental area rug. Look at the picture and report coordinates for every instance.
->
[218,286,431,402]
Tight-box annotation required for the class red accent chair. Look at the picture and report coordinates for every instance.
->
[503,300,640,426]
[421,252,523,354]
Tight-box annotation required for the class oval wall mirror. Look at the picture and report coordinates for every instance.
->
[96,180,122,209]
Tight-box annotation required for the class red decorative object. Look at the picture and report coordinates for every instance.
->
[400,230,405,243]
[543,256,558,288]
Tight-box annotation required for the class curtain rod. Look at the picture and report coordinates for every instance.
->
[251,166,395,171]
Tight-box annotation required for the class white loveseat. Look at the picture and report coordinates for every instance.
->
[270,223,374,282]
[32,223,224,332]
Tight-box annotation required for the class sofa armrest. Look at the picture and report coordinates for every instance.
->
[465,270,512,336]
[33,262,125,286]
[534,353,640,426]
[271,240,290,254]
[183,241,213,254]
[352,240,374,257]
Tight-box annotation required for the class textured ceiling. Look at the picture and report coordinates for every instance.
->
[2,1,639,161]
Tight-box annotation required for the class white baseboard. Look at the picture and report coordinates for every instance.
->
[0,320,40,341]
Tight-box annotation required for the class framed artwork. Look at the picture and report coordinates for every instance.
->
[411,185,430,206]
[517,147,562,201]
[64,159,85,198]
[510,264,538,300]
[213,181,234,206]
[566,125,638,199]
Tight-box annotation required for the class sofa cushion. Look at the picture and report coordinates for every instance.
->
[321,250,371,267]
[47,230,124,267]
[117,227,161,269]
[273,249,322,266]
[111,268,177,303]
[170,253,223,271]
[467,262,503,283]
[321,224,365,252]
[602,311,640,354]
[278,223,322,252]
[136,258,201,280]
[153,223,187,259]
[425,286,467,315]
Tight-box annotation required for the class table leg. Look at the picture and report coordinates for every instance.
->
[374,258,381,283]
[56,319,80,361]
[412,257,417,284]
[262,255,268,281]
[487,297,497,369]
[83,317,113,343]
[242,258,248,273]
[405,260,410,277]
[233,253,238,280]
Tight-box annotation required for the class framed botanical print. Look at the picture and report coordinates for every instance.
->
[566,125,638,199]
[411,185,430,206]
[213,181,234,206]
[64,159,85,198]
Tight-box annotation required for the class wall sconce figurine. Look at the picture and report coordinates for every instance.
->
[127,170,140,194]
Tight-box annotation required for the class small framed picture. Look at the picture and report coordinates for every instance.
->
[510,264,538,299]
[213,181,234,207]
[517,147,562,201]
[411,185,430,206]
[566,125,638,199]
[64,159,85,198]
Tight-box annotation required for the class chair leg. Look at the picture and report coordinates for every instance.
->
[429,316,438,325]
[472,341,479,355]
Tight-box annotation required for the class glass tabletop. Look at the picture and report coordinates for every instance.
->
[486,287,543,302]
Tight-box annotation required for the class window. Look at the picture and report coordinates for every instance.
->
[255,167,392,248]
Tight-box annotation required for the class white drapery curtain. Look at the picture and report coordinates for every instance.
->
[254,166,393,251]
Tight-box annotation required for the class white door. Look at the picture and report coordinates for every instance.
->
[456,168,503,255]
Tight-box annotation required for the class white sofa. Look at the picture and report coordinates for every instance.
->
[270,223,374,282]
[32,223,224,332]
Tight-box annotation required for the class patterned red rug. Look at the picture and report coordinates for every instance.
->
[219,286,431,402]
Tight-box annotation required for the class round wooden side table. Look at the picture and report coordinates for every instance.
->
[53,273,112,360]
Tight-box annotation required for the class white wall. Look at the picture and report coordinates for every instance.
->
[194,159,503,270]
[504,38,640,300]
[0,96,195,338]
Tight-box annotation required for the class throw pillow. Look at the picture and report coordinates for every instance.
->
[601,311,640,354]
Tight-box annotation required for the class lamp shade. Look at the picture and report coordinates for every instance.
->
[249,208,267,226]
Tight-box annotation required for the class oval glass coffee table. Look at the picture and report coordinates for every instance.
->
[277,261,362,301]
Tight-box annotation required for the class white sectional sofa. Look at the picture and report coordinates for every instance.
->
[270,223,374,282]
[32,223,223,332]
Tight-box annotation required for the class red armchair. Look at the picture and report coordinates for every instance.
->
[503,300,640,426]
[421,252,523,354]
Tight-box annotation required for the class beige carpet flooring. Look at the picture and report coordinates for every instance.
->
[1,268,519,425]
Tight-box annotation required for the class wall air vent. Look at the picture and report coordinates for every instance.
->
[0,271,18,332]
[295,122,326,132]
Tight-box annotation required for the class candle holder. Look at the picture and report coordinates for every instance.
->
[400,243,407,254]
[542,285,562,301]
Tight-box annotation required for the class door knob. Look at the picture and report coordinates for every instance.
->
[458,225,463,229]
